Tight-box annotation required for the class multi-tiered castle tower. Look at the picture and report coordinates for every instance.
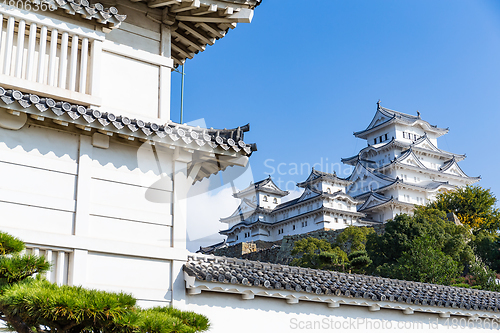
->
[218,170,370,246]
[342,101,480,222]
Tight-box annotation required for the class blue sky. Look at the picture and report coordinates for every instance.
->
[178,0,500,249]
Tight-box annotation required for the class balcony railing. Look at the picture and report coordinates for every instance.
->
[0,4,103,106]
[26,246,71,286]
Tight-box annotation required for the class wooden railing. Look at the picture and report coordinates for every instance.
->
[0,4,103,106]
[26,246,71,286]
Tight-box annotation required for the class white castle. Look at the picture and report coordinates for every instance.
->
[218,101,479,246]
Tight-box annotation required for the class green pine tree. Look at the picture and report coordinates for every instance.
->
[0,231,210,333]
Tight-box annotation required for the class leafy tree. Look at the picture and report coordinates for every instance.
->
[428,185,500,232]
[473,231,500,272]
[467,259,500,291]
[366,207,473,271]
[335,226,375,253]
[0,231,210,333]
[290,237,348,271]
[377,236,462,285]
[347,250,372,274]
[365,207,500,290]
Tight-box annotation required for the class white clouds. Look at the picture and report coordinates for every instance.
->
[186,185,239,252]
[186,164,255,252]
[286,188,303,201]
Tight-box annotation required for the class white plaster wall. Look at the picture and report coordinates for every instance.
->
[0,125,78,234]
[184,292,491,333]
[415,154,444,170]
[394,124,426,143]
[259,193,279,209]
[320,181,344,194]
[427,132,439,147]
[106,24,160,54]
[0,123,184,306]
[85,252,171,305]
[366,127,393,146]
[100,51,160,120]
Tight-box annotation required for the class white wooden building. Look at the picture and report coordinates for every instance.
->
[219,169,373,246]
[0,0,260,308]
[342,101,479,222]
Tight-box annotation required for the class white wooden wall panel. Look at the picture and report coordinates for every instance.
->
[0,125,78,169]
[89,179,172,222]
[86,252,171,302]
[90,202,172,225]
[91,141,173,190]
[88,215,172,245]
[0,202,74,234]
[106,28,160,55]
[0,161,76,200]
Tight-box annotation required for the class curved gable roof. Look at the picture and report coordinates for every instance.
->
[358,192,392,211]
[394,148,427,169]
[440,158,474,178]
[412,134,466,161]
[234,176,289,198]
[354,103,448,139]
[348,160,396,183]
[297,168,351,188]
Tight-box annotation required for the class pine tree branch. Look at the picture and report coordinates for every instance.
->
[0,305,35,333]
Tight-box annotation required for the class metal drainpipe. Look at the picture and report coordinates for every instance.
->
[180,63,185,124]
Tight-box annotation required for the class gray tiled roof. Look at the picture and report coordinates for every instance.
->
[197,239,227,254]
[357,192,413,212]
[184,255,500,312]
[0,87,256,156]
[354,104,448,138]
[342,135,466,166]
[48,0,126,29]
[376,150,479,182]
[297,168,352,188]
[348,160,397,183]
[234,176,289,198]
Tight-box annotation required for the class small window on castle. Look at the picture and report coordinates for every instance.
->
[374,138,377,144]
[301,222,304,228]
[379,135,383,142]
[385,133,388,140]
[305,221,308,227]
[263,196,268,202]
[335,217,338,223]
[273,198,278,204]
[236,235,238,240]
[293,225,296,230]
